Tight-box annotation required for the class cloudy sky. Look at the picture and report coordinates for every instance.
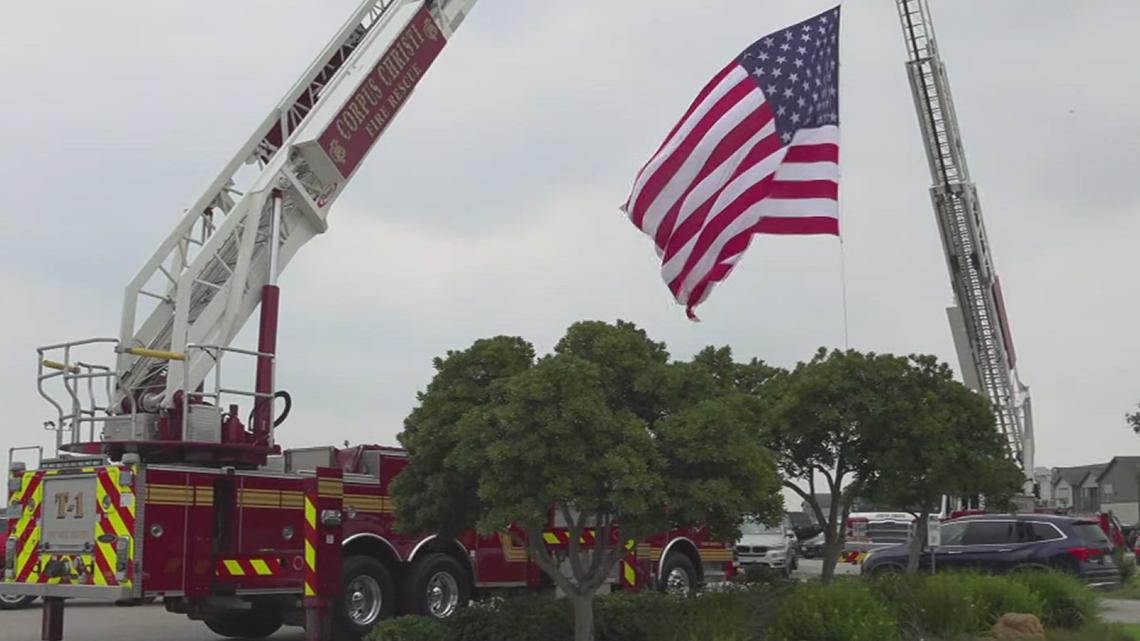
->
[0,1,1136,477]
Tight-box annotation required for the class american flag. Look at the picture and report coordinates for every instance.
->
[623,6,841,320]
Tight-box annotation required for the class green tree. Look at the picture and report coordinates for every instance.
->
[393,321,782,641]
[762,348,916,583]
[1128,402,1140,434]
[863,355,1026,573]
[390,335,535,537]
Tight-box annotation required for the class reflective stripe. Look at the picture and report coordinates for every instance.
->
[305,498,317,530]
[224,560,245,576]
[250,559,273,576]
[622,560,637,588]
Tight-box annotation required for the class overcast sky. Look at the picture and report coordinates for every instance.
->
[0,1,1136,478]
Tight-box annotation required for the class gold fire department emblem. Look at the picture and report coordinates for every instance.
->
[423,18,440,41]
[328,139,348,165]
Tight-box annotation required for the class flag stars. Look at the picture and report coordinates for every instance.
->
[738,8,839,139]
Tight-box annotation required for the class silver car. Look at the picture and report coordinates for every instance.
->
[735,517,798,576]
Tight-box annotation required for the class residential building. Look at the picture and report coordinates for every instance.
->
[1096,456,1140,525]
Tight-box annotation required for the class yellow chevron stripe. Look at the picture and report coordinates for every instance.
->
[304,581,315,597]
[543,532,561,544]
[223,560,245,576]
[623,561,637,586]
[305,540,316,572]
[14,473,43,583]
[250,559,273,576]
[96,476,131,538]
[305,498,317,530]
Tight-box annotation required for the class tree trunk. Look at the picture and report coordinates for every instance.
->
[821,539,841,584]
[569,593,595,641]
[906,506,931,574]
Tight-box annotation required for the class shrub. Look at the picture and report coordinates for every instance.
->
[368,616,448,641]
[959,574,1044,626]
[768,580,898,641]
[596,587,777,641]
[448,595,573,641]
[866,572,924,636]
[1010,570,1099,629]
[909,573,984,637]
[1044,622,1136,641]
[1115,548,1136,582]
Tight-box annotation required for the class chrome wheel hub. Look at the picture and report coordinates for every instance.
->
[426,571,459,619]
[346,575,382,625]
[0,593,27,605]
[665,567,692,595]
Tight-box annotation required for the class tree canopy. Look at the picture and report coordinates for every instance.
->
[863,355,1026,572]
[762,348,916,582]
[1128,402,1140,435]
[392,321,783,641]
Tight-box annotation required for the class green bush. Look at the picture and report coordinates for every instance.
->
[1115,549,1136,582]
[1045,622,1136,641]
[768,580,898,641]
[596,587,777,641]
[958,574,1044,626]
[866,572,924,637]
[368,616,448,641]
[1010,570,1099,629]
[908,572,984,637]
[448,595,573,641]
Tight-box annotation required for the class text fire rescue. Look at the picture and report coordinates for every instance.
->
[320,8,446,178]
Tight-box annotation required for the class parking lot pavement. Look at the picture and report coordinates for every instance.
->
[1101,598,1140,625]
[792,557,861,580]
[0,602,303,641]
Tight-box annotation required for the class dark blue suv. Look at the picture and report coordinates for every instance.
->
[861,514,1120,587]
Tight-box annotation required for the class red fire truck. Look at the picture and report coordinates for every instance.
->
[2,1,733,640]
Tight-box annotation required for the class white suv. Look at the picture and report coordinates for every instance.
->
[735,516,798,576]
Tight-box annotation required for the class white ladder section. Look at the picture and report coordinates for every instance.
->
[113,0,477,411]
[896,0,1033,472]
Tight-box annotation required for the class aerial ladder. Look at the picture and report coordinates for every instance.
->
[34,0,478,469]
[896,0,1034,476]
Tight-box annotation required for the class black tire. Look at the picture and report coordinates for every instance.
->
[0,593,36,610]
[871,563,905,576]
[401,553,471,619]
[334,555,396,641]
[202,611,282,639]
[658,553,698,594]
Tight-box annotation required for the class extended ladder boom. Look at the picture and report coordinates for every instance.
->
[37,0,476,461]
[118,0,474,407]
[896,0,1034,472]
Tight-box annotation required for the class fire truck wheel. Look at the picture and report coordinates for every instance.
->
[0,593,36,610]
[335,555,396,640]
[202,610,282,639]
[403,553,471,620]
[658,553,697,595]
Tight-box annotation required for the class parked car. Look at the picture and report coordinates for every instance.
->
[735,517,798,576]
[0,512,37,609]
[798,532,826,558]
[861,514,1120,588]
[787,511,822,541]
